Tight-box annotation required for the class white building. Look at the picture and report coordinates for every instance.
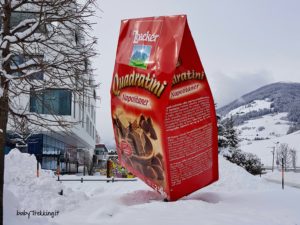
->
[3,4,97,171]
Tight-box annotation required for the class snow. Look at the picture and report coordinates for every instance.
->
[238,113,290,141]
[10,59,38,70]
[226,99,272,118]
[263,170,300,187]
[2,21,39,46]
[2,53,12,64]
[11,19,37,33]
[240,131,300,166]
[4,149,89,225]
[0,39,8,49]
[4,149,300,225]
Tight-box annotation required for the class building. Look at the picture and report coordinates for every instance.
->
[3,6,97,171]
[94,144,109,169]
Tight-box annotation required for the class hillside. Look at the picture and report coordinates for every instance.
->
[218,82,300,167]
[218,82,300,116]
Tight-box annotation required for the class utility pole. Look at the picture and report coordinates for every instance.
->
[271,147,275,172]
[268,146,275,172]
[282,158,284,190]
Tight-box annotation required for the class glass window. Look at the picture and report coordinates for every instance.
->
[42,135,65,155]
[10,54,44,79]
[10,55,24,77]
[30,89,71,115]
[73,94,76,119]
[11,11,46,33]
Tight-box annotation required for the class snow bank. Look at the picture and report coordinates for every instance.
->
[4,187,58,225]
[4,149,89,225]
[55,156,300,225]
[5,149,62,210]
[204,157,269,192]
[5,150,300,225]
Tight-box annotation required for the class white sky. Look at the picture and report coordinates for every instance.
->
[91,0,300,146]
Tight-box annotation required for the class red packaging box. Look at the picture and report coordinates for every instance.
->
[111,15,218,201]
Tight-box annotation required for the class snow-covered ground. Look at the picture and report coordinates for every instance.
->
[237,113,290,141]
[4,149,300,225]
[240,130,300,166]
[225,99,272,118]
[263,170,300,188]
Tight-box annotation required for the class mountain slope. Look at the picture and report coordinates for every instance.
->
[218,82,300,167]
[218,82,300,116]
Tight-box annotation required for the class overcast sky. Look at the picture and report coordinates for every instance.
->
[91,0,300,146]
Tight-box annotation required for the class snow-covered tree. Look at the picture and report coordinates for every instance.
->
[223,148,263,175]
[277,143,296,170]
[217,114,228,150]
[0,1,97,223]
[6,116,39,152]
[287,101,300,123]
[291,148,297,170]
[218,117,239,149]
[224,117,239,148]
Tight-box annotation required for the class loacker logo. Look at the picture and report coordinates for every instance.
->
[133,30,159,43]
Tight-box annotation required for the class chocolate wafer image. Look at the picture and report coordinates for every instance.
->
[113,113,165,184]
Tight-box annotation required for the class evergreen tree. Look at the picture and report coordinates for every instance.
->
[223,117,239,148]
[217,115,228,149]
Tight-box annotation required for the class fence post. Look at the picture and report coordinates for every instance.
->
[36,158,39,177]
[56,155,60,179]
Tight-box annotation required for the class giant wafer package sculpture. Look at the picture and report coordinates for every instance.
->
[111,15,218,201]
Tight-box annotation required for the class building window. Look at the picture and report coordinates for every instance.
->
[10,11,46,33]
[30,89,72,115]
[42,135,65,155]
[73,93,76,119]
[10,54,44,79]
